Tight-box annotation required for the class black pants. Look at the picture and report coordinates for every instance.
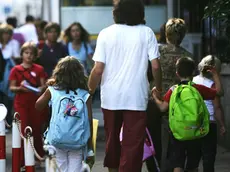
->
[201,123,217,172]
[185,123,217,172]
[0,91,13,126]
[146,100,162,172]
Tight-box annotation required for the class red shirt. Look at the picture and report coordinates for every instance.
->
[164,84,217,103]
[9,64,46,105]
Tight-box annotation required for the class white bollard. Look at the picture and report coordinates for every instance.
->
[24,126,35,172]
[12,112,21,172]
[0,104,7,172]
[0,120,6,172]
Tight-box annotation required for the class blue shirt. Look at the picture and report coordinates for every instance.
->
[68,42,93,70]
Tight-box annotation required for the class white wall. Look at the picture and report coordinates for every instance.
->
[61,6,167,34]
[42,0,60,24]
[2,0,42,25]
[0,0,13,22]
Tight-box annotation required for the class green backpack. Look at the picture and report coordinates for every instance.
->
[169,81,210,141]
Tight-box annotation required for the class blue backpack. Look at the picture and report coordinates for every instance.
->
[45,87,90,150]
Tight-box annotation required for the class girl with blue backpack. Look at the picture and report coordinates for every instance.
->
[35,56,94,172]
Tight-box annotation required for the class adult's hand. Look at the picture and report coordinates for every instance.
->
[151,87,162,100]
[88,61,105,94]
[151,58,162,93]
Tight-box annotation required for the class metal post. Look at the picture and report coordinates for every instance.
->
[167,0,174,18]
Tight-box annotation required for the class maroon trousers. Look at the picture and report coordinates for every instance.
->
[102,109,147,172]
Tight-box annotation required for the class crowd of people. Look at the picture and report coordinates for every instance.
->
[0,14,94,172]
[0,0,227,172]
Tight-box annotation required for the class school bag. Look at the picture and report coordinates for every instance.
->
[45,87,90,151]
[169,81,210,141]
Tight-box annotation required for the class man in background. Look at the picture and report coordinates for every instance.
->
[17,15,38,44]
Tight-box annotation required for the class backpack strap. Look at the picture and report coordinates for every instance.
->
[76,89,90,103]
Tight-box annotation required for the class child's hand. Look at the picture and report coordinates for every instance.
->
[19,81,30,92]
[204,65,218,75]
[151,87,162,100]
[19,86,30,92]
[220,125,226,136]
[20,80,26,86]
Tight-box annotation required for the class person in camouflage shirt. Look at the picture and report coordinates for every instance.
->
[159,18,193,94]
[146,18,193,172]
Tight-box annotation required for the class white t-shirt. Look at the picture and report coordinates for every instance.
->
[193,75,215,121]
[18,23,38,44]
[93,24,160,110]
[0,39,20,59]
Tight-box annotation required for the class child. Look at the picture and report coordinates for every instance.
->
[9,42,47,170]
[37,22,68,78]
[191,55,226,172]
[35,56,94,172]
[151,57,223,172]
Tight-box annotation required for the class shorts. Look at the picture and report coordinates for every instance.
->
[168,133,201,170]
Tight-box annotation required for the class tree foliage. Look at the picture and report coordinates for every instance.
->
[204,0,230,25]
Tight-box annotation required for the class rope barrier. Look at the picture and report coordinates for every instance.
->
[13,112,25,140]
[13,112,61,171]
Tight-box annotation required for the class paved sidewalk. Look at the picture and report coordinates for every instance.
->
[4,106,230,171]
[92,138,230,172]
[92,107,230,172]
[4,130,230,171]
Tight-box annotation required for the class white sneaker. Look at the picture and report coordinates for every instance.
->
[20,166,25,172]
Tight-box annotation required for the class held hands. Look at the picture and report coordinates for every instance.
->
[151,87,162,101]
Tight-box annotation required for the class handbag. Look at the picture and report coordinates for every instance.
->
[120,127,161,171]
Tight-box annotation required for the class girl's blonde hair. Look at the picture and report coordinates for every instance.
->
[165,18,187,46]
[198,55,222,75]
[20,41,38,57]
[47,56,88,91]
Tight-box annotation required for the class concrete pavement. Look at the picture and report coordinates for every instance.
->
[4,129,230,172]
[5,130,230,172]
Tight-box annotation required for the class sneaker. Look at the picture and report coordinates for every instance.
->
[35,161,45,168]
[20,166,25,172]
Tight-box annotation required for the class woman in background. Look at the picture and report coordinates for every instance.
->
[64,22,94,75]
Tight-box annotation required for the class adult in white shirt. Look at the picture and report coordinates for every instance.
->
[88,0,162,172]
[18,15,38,44]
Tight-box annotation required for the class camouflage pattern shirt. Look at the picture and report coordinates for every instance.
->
[159,44,193,94]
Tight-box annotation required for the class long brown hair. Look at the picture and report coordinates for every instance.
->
[47,56,88,91]
[64,22,90,44]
